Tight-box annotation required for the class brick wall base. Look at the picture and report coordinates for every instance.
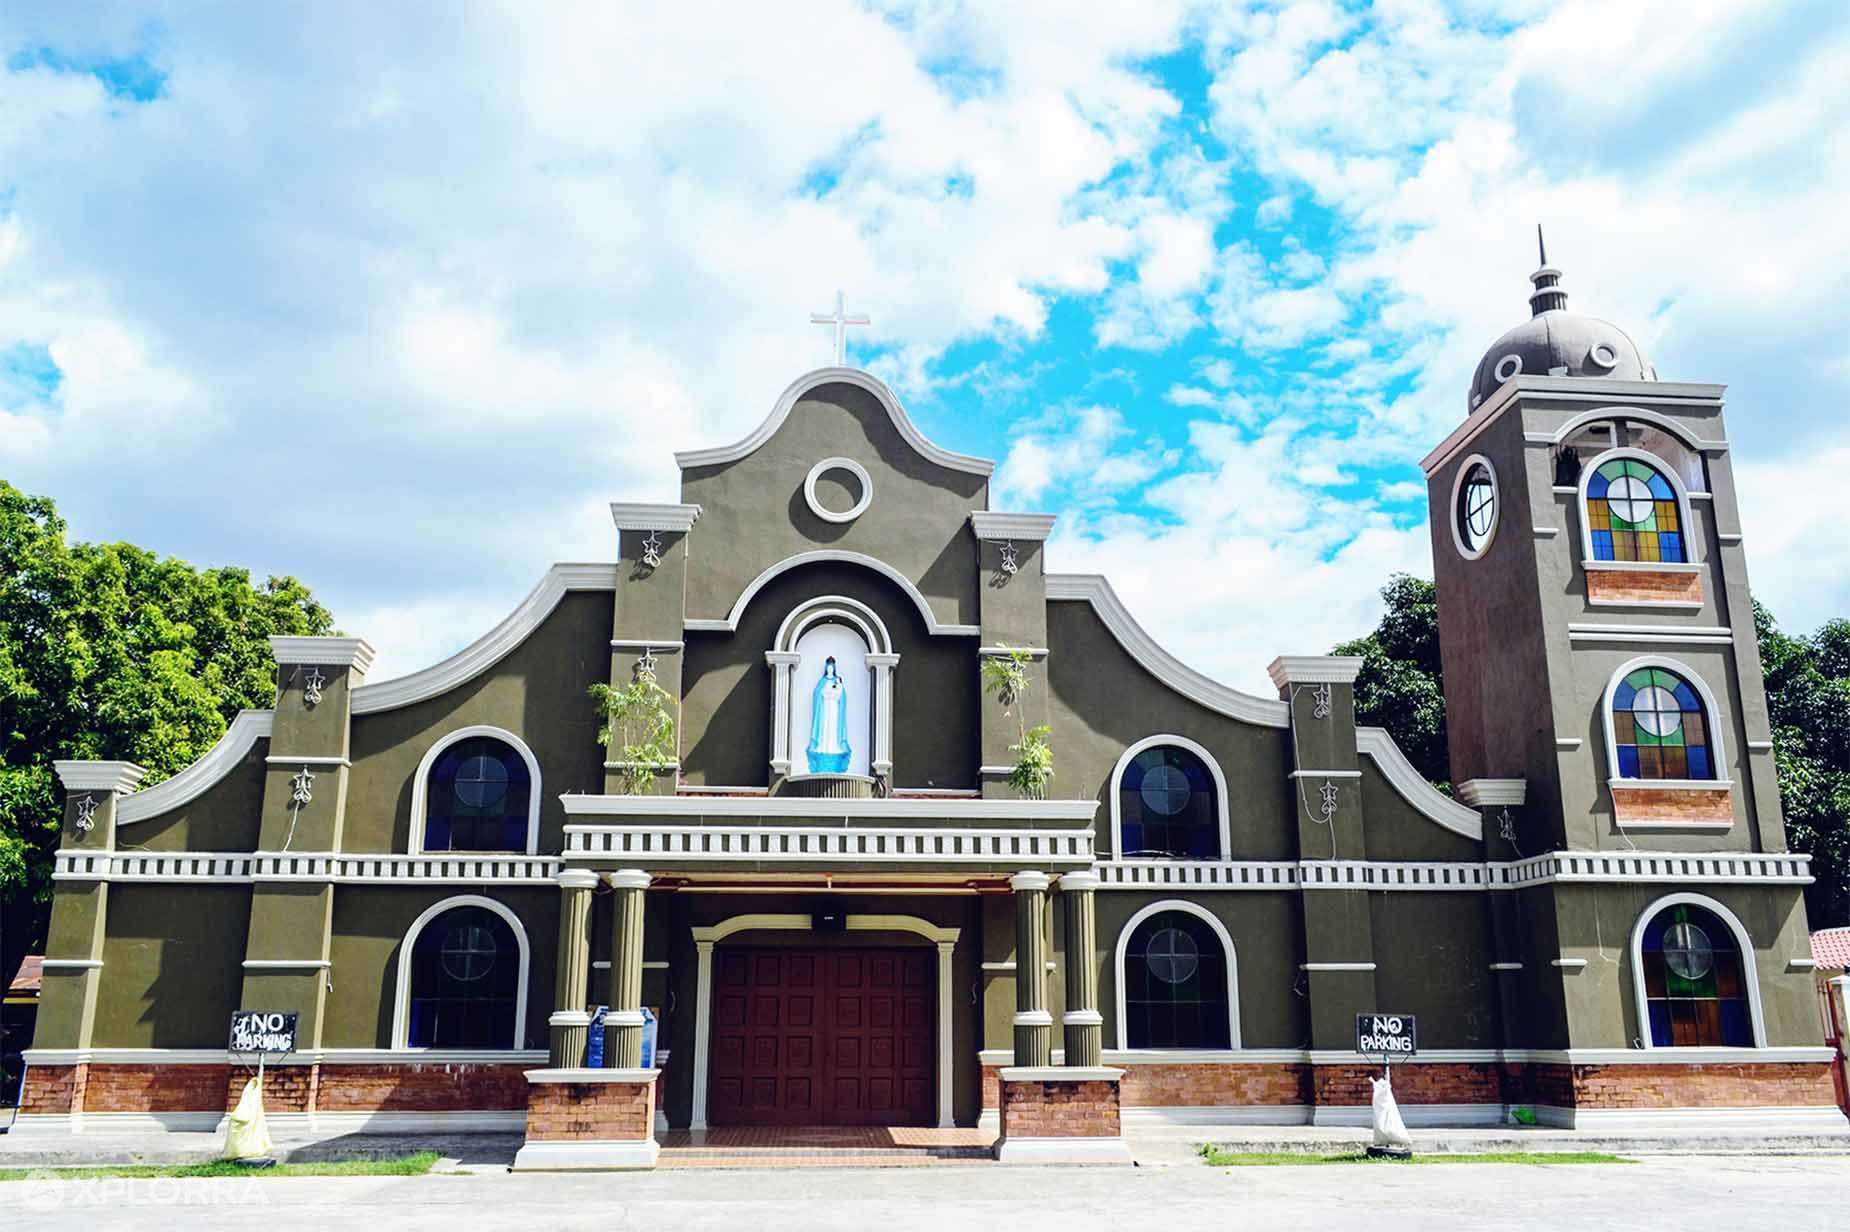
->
[994,1069,1133,1164]
[512,1069,659,1171]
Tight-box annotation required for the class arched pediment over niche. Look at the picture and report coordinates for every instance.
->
[676,373,989,633]
[678,559,980,792]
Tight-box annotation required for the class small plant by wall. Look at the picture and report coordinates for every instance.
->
[589,657,677,796]
[980,645,1054,800]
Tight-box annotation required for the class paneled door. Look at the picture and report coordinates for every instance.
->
[708,946,934,1126]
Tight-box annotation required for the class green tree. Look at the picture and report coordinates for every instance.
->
[1334,575,1850,926]
[1334,574,1450,789]
[0,480,333,991]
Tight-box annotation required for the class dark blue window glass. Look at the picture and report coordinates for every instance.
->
[1123,910,1231,1049]
[1119,745,1220,859]
[425,737,531,852]
[1640,903,1750,1047]
[407,906,521,1048]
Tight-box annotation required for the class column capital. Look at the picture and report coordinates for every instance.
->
[1266,655,1363,688]
[1010,871,1052,893]
[1059,870,1101,892]
[53,761,147,795]
[269,635,376,674]
[765,651,804,668]
[606,869,652,891]
[556,869,601,890]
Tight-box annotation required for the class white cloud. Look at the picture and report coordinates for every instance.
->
[994,405,1171,508]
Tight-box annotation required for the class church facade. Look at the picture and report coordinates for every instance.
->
[19,262,1845,1160]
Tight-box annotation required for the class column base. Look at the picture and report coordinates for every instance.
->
[994,1066,1130,1165]
[515,1068,660,1172]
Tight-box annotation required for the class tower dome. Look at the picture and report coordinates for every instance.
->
[1468,229,1655,411]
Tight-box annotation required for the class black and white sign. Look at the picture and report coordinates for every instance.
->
[229,1010,298,1056]
[1355,1013,1417,1058]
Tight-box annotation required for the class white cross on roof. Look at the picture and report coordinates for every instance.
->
[810,291,870,367]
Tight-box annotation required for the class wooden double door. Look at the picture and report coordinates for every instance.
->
[708,946,934,1126]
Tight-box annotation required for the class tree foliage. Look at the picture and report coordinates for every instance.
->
[0,480,333,986]
[1335,573,1850,927]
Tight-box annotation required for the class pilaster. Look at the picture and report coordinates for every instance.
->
[973,513,1054,799]
[607,503,699,796]
[1011,871,1053,1065]
[37,763,145,1053]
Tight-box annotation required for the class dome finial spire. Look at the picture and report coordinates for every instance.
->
[1528,226,1567,316]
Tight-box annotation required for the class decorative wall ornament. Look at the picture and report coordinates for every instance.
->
[999,540,1019,576]
[302,667,327,708]
[1498,807,1518,845]
[73,794,98,834]
[636,648,659,680]
[639,530,664,570]
[291,767,315,808]
[1311,681,1332,720]
[1318,779,1340,822]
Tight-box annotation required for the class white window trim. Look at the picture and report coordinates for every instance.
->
[1449,453,1500,561]
[803,456,874,524]
[1108,735,1232,860]
[1112,899,1241,1051]
[767,596,898,779]
[1628,891,1767,1049]
[686,912,959,1131]
[391,894,532,1050]
[1577,446,1699,567]
[1599,655,1729,787]
[409,725,543,856]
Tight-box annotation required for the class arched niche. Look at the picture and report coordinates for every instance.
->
[765,595,899,782]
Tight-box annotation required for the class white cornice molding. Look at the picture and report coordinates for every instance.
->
[350,563,619,715]
[674,367,995,477]
[53,760,148,794]
[560,795,1099,820]
[115,711,271,825]
[1044,574,1290,728]
[1421,379,1729,477]
[1456,778,1528,807]
[609,502,702,532]
[1266,655,1363,688]
[685,549,980,637]
[268,636,376,674]
[1355,726,1482,840]
[970,512,1057,542]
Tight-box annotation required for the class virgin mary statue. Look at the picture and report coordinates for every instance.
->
[806,656,851,774]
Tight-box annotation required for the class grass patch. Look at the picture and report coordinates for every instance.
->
[1198,1145,1629,1167]
[0,1151,442,1182]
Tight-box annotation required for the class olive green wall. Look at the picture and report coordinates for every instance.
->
[345,592,613,854]
[1045,599,1295,860]
[680,381,987,630]
[1092,892,1307,1050]
[324,886,558,1049]
[93,886,251,1048]
[1367,893,1496,1047]
[681,562,980,789]
[1358,765,1482,863]
[128,741,268,853]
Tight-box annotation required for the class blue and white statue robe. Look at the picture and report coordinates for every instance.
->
[806,665,851,773]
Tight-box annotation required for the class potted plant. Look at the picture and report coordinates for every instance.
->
[979,645,1054,800]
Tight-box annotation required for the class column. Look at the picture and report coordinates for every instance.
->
[604,869,651,1068]
[607,503,700,797]
[765,652,801,778]
[1011,871,1053,1066]
[1060,871,1103,1067]
[867,653,900,781]
[550,869,598,1067]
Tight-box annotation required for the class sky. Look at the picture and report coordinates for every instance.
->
[2,1,1847,692]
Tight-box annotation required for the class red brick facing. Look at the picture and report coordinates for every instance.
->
[1313,1063,1502,1108]
[998,1078,1121,1139]
[1587,568,1702,606]
[1559,1061,1837,1109]
[19,1063,83,1115]
[82,1063,231,1112]
[1611,785,1733,826]
[224,1064,316,1114]
[314,1063,531,1112]
[524,1080,655,1142]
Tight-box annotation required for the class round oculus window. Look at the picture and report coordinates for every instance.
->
[1662,921,1715,981]
[454,754,510,809]
[1451,456,1499,559]
[440,921,498,982]
[1145,927,1201,985]
[804,457,873,524]
[1138,763,1194,817]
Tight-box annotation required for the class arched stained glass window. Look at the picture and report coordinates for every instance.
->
[1612,666,1713,781]
[1640,902,1751,1047]
[1118,745,1219,859]
[1122,909,1230,1049]
[1586,456,1685,562]
[424,736,532,852]
[406,905,521,1048]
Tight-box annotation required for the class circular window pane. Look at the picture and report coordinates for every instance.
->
[1139,763,1193,817]
[1663,922,1714,981]
[1452,458,1498,559]
[1632,685,1684,738]
[440,921,498,982]
[1606,474,1655,524]
[454,754,510,808]
[1146,927,1200,985]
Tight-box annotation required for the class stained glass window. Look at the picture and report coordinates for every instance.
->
[407,905,521,1048]
[424,736,532,852]
[1119,745,1219,859]
[1123,910,1230,1049]
[1586,456,1685,562]
[1640,903,1751,1047]
[1611,666,1714,781]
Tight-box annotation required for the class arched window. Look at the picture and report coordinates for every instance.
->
[1115,904,1236,1050]
[413,726,539,854]
[1637,899,1754,1047]
[1610,664,1715,781]
[397,898,529,1049]
[1584,453,1687,563]
[1114,739,1224,859]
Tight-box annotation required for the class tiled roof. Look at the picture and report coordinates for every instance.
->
[7,955,42,996]
[1812,928,1850,970]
